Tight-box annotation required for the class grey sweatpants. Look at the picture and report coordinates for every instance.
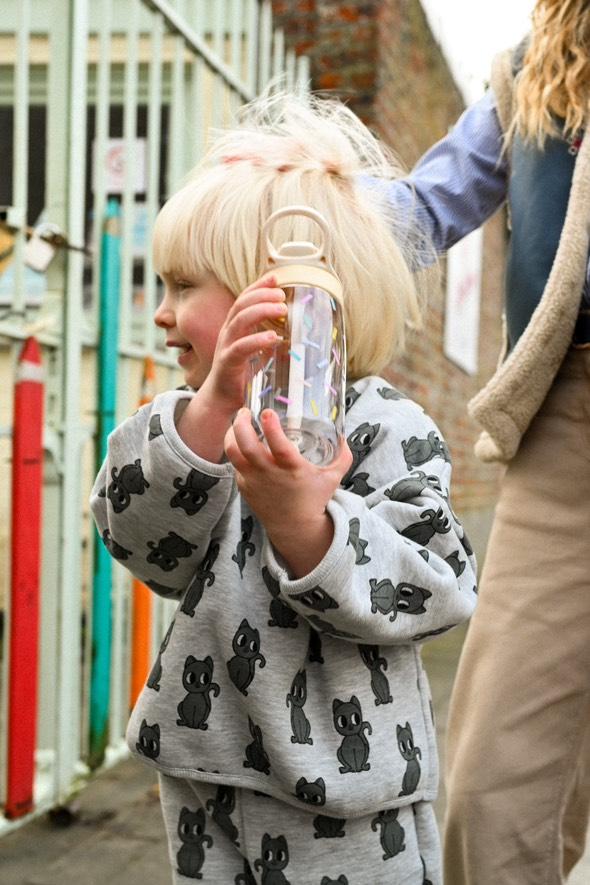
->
[158,773,441,884]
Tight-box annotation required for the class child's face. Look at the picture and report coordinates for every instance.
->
[154,272,235,388]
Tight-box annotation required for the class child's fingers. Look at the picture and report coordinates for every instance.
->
[223,424,249,473]
[222,330,282,369]
[260,409,301,468]
[231,408,272,469]
[240,274,278,297]
[224,300,287,342]
[227,286,286,320]
[330,437,353,478]
[225,281,284,324]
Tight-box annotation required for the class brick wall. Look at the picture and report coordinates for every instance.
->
[272,0,505,522]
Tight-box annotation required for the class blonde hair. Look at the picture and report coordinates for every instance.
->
[153,89,432,380]
[511,0,590,147]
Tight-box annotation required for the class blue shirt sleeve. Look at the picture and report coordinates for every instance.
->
[366,90,509,256]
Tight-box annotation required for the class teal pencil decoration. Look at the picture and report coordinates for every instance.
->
[89,198,121,769]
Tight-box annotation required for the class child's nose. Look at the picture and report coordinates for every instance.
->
[154,296,174,328]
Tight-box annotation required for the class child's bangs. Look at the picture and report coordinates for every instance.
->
[153,171,263,297]
[152,176,237,287]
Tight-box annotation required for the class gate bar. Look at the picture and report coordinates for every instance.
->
[143,0,254,100]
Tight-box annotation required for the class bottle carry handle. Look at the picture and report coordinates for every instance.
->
[262,205,330,265]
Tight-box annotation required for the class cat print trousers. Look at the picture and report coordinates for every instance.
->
[158,772,441,884]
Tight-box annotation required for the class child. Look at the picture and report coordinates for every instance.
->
[91,90,477,885]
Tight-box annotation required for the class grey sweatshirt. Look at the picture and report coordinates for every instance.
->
[90,376,477,818]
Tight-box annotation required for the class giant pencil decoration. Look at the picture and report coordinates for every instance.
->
[129,356,155,708]
[89,199,121,768]
[6,337,45,819]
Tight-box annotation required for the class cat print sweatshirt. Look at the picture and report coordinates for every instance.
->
[90,376,477,818]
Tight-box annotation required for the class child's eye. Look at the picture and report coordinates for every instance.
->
[174,279,194,292]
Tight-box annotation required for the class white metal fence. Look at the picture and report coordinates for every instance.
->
[0,0,309,834]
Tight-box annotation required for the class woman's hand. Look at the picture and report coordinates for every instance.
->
[224,407,353,578]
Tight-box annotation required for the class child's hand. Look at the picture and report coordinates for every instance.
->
[224,408,353,577]
[199,275,287,414]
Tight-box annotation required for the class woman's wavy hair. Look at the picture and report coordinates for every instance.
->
[153,87,435,380]
[512,0,590,147]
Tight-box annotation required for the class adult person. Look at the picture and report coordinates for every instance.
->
[383,1,590,881]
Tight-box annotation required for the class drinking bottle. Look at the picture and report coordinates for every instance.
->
[246,205,346,466]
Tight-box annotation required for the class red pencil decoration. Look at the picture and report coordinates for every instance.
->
[6,337,44,819]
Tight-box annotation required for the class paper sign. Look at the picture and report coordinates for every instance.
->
[443,228,483,375]
[93,138,147,194]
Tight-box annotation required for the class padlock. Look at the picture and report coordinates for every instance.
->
[23,224,59,272]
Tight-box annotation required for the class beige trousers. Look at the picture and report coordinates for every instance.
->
[444,348,590,885]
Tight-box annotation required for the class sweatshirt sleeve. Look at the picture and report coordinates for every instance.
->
[262,378,477,645]
[90,390,236,599]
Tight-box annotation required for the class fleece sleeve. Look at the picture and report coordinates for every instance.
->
[262,379,477,645]
[89,390,236,599]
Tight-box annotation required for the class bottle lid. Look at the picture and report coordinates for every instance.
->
[262,205,342,301]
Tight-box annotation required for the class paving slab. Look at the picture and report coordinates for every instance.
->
[2,760,168,885]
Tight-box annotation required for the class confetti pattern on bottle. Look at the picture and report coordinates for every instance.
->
[303,338,320,349]
[245,282,345,466]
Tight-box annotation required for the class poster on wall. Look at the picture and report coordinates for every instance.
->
[443,227,483,375]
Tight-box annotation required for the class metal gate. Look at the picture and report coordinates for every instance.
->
[0,0,309,834]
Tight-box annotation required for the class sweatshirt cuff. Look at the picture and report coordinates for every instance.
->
[262,491,356,594]
[157,391,236,479]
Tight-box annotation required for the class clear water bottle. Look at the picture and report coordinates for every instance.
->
[246,205,346,466]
